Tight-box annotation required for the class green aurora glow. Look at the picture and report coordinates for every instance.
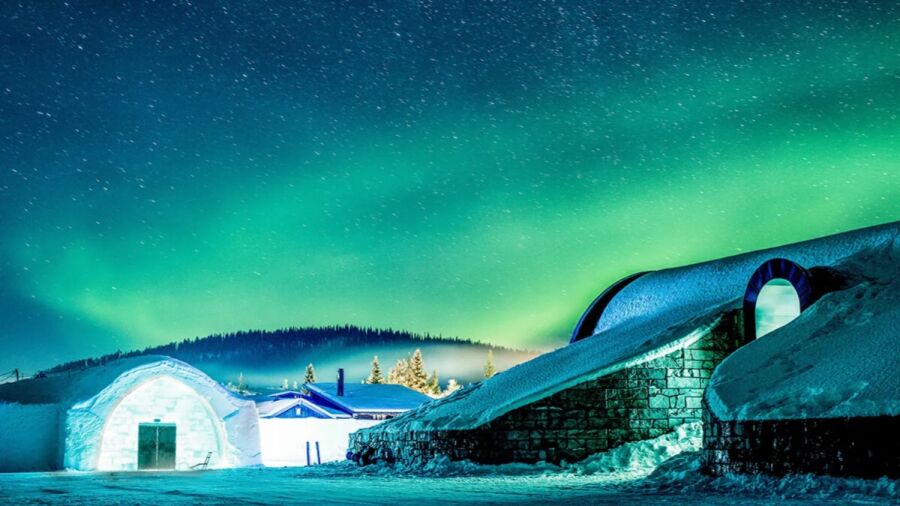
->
[0,1,898,371]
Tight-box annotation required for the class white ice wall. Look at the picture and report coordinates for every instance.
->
[259,418,379,467]
[96,376,227,471]
[65,359,262,471]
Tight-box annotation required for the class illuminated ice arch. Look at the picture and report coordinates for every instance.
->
[97,375,226,471]
[742,258,815,341]
[63,357,262,471]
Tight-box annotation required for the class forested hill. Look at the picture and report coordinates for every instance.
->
[41,326,538,387]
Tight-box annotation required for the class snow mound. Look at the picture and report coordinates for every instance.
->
[361,422,703,478]
[361,222,899,433]
[707,239,900,420]
[566,421,702,475]
[647,453,899,502]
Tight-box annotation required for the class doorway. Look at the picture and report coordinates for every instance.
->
[754,278,801,338]
[138,423,177,470]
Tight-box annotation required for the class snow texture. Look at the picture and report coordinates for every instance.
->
[307,383,433,414]
[259,418,378,467]
[0,403,59,472]
[362,222,898,433]
[707,239,900,420]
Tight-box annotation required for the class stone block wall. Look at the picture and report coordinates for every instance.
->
[703,409,900,478]
[350,311,745,465]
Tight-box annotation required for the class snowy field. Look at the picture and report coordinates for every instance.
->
[0,458,896,506]
[0,424,896,505]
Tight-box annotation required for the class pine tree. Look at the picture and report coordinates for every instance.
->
[293,380,299,390]
[282,378,289,390]
[367,355,384,384]
[304,363,316,384]
[484,350,496,378]
[408,349,428,392]
[387,357,409,385]
[427,369,441,396]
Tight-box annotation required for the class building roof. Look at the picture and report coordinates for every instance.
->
[356,221,899,433]
[0,355,241,407]
[707,241,900,421]
[255,397,349,419]
[306,383,432,414]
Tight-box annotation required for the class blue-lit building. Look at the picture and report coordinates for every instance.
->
[255,383,432,420]
[254,377,433,467]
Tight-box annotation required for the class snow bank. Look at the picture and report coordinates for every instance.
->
[360,421,703,478]
[363,222,898,432]
[0,403,59,472]
[353,422,898,503]
[707,239,900,420]
[647,453,899,502]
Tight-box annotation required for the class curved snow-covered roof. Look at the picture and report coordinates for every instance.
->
[0,355,244,410]
[0,355,260,436]
[707,240,900,421]
[591,221,898,337]
[360,221,899,433]
[0,355,178,406]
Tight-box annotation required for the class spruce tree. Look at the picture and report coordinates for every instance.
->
[408,349,428,392]
[387,357,409,385]
[427,369,441,396]
[367,355,384,384]
[484,350,496,378]
[304,363,316,384]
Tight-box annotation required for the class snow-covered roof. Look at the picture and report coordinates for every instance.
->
[0,355,239,407]
[306,383,432,414]
[359,222,899,433]
[706,240,900,420]
[255,397,350,419]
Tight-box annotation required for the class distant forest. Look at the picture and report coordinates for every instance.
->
[41,325,518,375]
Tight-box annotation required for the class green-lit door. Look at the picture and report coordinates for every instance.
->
[137,423,177,470]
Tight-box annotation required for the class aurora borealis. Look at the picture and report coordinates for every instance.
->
[1,1,898,372]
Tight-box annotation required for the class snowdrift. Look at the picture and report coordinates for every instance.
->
[361,221,899,433]
[707,240,900,420]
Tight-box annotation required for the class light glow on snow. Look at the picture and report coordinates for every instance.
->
[96,375,227,471]
[259,418,379,467]
[755,279,801,338]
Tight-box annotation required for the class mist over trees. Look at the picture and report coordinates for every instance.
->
[40,325,517,376]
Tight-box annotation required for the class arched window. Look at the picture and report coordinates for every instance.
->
[743,258,815,341]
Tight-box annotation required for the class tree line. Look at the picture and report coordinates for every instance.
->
[40,325,516,375]
[263,348,499,399]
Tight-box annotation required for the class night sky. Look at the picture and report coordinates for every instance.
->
[1,1,898,372]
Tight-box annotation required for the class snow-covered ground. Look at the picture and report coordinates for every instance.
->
[0,424,895,505]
